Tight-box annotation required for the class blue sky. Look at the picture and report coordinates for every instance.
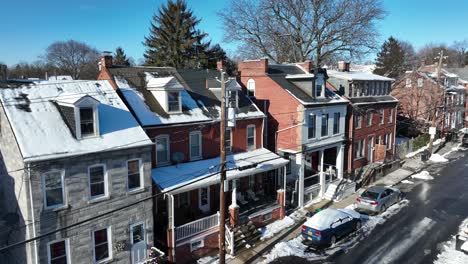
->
[1,0,467,66]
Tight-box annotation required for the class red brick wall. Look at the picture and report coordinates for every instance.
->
[146,118,263,167]
[239,60,303,152]
[174,231,219,264]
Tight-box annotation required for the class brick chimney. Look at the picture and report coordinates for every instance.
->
[296,60,312,73]
[238,58,268,77]
[338,61,350,72]
[99,51,113,70]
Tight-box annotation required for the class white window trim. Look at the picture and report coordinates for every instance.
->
[93,226,113,264]
[380,109,385,125]
[366,112,372,127]
[155,135,170,166]
[190,238,204,252]
[355,113,362,129]
[127,159,144,192]
[354,139,365,160]
[42,170,66,210]
[308,114,316,139]
[88,164,109,201]
[387,134,392,150]
[320,113,329,138]
[247,79,256,97]
[189,131,202,160]
[246,124,256,150]
[389,109,393,123]
[406,78,412,88]
[333,112,340,135]
[47,238,70,264]
[166,91,182,113]
[198,187,210,211]
[130,221,146,246]
[74,99,100,140]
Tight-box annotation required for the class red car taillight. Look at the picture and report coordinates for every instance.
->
[302,225,307,231]
[370,201,378,205]
[356,198,361,202]
[315,230,321,236]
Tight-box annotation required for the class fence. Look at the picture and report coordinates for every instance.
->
[395,134,430,159]
[175,212,219,242]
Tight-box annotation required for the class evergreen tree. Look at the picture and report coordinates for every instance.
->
[373,36,406,78]
[114,47,130,66]
[143,0,209,68]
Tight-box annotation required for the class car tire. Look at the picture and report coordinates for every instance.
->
[354,220,362,231]
[330,235,337,246]
[397,193,402,202]
[380,204,387,214]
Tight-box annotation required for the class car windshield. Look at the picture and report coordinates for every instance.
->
[361,190,380,200]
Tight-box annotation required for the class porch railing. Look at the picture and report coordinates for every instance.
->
[175,212,220,242]
[225,224,235,255]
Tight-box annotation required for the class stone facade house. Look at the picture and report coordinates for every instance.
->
[327,62,398,176]
[0,80,154,264]
[238,59,349,208]
[98,56,288,263]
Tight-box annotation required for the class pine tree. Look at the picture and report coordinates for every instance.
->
[373,37,406,78]
[114,47,130,66]
[143,0,209,68]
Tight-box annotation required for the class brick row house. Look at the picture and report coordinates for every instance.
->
[99,56,288,263]
[392,66,466,136]
[326,62,398,178]
[0,80,154,264]
[238,59,350,208]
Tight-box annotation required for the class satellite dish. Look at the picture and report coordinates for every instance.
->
[172,152,185,165]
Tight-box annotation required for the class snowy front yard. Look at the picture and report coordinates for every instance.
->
[259,200,410,263]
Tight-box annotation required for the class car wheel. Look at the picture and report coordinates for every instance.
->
[397,193,402,202]
[380,204,387,214]
[354,220,362,231]
[330,235,337,246]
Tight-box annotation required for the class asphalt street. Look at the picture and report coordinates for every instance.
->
[271,149,468,264]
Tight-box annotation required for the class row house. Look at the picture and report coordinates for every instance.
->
[392,66,466,135]
[0,80,154,264]
[447,68,468,127]
[238,59,349,208]
[327,62,398,176]
[99,56,288,263]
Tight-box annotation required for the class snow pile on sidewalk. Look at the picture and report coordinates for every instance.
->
[411,171,434,180]
[197,254,234,264]
[434,218,468,264]
[401,180,414,184]
[429,154,448,163]
[261,216,295,240]
[405,138,443,158]
[259,200,410,263]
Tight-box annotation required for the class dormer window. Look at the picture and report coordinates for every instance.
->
[79,107,95,137]
[315,74,325,98]
[56,95,100,140]
[167,92,181,113]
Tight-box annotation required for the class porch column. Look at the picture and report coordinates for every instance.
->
[336,144,345,180]
[276,166,287,219]
[298,153,305,208]
[229,180,239,227]
[319,149,326,197]
[166,194,176,263]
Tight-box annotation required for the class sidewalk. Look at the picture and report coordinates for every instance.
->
[226,140,461,264]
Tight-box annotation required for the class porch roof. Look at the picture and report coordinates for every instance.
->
[152,148,288,194]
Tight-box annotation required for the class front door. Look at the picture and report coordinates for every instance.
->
[130,223,146,264]
[198,187,210,213]
[367,136,374,163]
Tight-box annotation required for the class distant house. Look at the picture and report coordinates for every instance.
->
[238,59,349,208]
[0,80,154,264]
[327,62,398,176]
[99,55,289,263]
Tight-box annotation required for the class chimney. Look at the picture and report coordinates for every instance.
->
[100,51,113,70]
[238,58,268,77]
[0,64,7,81]
[296,60,312,73]
[338,61,350,72]
[217,60,224,71]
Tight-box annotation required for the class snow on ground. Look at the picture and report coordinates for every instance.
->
[197,254,234,264]
[434,218,468,264]
[261,216,295,240]
[411,171,434,180]
[401,180,415,184]
[259,200,410,263]
[405,138,443,158]
[429,154,449,163]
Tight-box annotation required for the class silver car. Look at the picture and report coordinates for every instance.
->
[355,186,402,214]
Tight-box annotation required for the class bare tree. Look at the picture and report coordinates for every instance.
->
[400,40,418,70]
[451,39,468,67]
[219,0,386,66]
[45,40,100,79]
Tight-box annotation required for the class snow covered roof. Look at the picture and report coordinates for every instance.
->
[327,70,394,81]
[48,75,73,81]
[152,148,288,194]
[0,80,152,162]
[145,74,184,91]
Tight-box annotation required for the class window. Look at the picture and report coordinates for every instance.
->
[283,152,291,175]
[333,113,340,134]
[190,239,204,252]
[247,79,255,97]
[388,133,392,150]
[247,125,255,150]
[354,139,364,159]
[308,114,316,139]
[167,92,181,112]
[225,128,232,153]
[406,78,412,88]
[42,170,65,209]
[354,113,362,129]
[199,187,209,207]
[389,109,393,123]
[48,239,69,264]
[127,159,143,191]
[89,165,107,200]
[93,227,112,263]
[315,76,324,97]
[366,112,373,127]
[79,107,95,137]
[155,135,170,165]
[417,78,423,87]
[379,109,384,125]
[228,91,238,108]
[189,131,202,160]
[321,113,329,137]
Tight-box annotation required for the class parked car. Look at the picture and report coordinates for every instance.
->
[301,208,361,247]
[355,186,402,214]
[462,133,468,147]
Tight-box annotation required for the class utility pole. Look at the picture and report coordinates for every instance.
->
[428,50,447,154]
[218,68,227,264]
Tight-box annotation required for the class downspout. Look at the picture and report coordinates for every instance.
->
[263,101,268,148]
[27,162,38,264]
